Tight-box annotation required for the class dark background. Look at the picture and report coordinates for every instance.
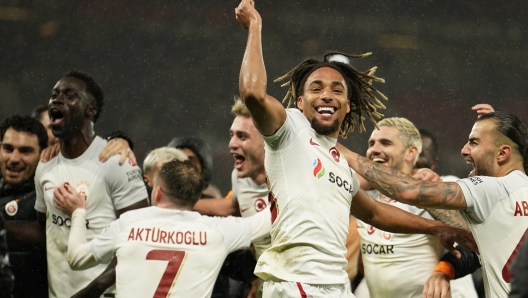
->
[1,0,527,195]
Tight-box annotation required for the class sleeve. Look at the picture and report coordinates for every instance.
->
[34,164,46,213]
[216,216,254,253]
[104,156,148,210]
[89,216,122,265]
[231,169,239,206]
[349,168,361,197]
[67,209,102,270]
[262,109,309,151]
[439,245,481,279]
[456,175,509,223]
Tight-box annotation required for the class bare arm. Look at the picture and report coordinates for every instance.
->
[236,0,286,136]
[351,188,477,256]
[338,143,468,210]
[194,197,239,217]
[425,208,470,231]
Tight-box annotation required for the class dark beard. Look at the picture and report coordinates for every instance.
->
[311,117,340,136]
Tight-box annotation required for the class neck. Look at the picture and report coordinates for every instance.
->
[60,122,95,159]
[401,163,414,175]
[250,169,267,186]
[156,200,192,211]
[495,163,525,177]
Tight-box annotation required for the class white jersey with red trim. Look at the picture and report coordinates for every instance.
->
[90,207,265,298]
[34,136,148,298]
[255,108,360,284]
[357,189,443,298]
[231,169,271,259]
[457,170,528,298]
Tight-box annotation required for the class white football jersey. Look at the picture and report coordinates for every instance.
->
[34,136,148,298]
[357,189,443,297]
[231,169,271,259]
[457,170,528,298]
[90,207,263,298]
[255,109,360,284]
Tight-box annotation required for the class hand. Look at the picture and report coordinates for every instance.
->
[53,182,86,216]
[235,0,262,29]
[430,224,479,258]
[99,138,137,165]
[422,272,450,298]
[413,168,441,182]
[40,143,61,162]
[246,278,259,298]
[471,104,494,118]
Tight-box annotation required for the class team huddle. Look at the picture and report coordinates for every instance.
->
[1,0,527,298]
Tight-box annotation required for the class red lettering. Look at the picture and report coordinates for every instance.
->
[128,228,135,241]
[523,201,528,216]
[152,228,160,242]
[145,228,152,240]
[136,228,144,241]
[168,232,175,244]
[176,232,183,244]
[160,231,167,243]
[193,232,199,245]
[200,231,207,245]
[184,231,191,244]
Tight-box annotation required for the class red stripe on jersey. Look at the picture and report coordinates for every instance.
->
[268,192,278,224]
[502,228,528,282]
[296,282,307,298]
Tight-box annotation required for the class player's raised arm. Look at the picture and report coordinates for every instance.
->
[337,143,468,210]
[236,0,286,136]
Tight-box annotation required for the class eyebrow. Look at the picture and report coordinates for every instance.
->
[308,80,345,88]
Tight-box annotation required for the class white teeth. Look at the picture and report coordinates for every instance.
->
[316,107,335,113]
[372,158,386,163]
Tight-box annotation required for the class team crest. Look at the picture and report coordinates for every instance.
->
[254,198,266,212]
[383,232,392,240]
[76,180,91,201]
[312,158,325,179]
[5,200,18,216]
[329,147,340,162]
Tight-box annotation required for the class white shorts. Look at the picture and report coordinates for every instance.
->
[263,280,356,298]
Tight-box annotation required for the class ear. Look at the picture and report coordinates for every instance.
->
[153,186,163,204]
[296,96,303,111]
[497,144,512,163]
[85,98,98,121]
[405,146,419,163]
[143,175,151,188]
[346,100,351,114]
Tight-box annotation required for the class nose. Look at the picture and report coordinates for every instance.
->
[320,87,334,101]
[9,150,21,163]
[228,136,238,150]
[461,143,470,157]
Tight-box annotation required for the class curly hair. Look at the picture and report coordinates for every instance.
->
[64,70,105,123]
[274,51,387,138]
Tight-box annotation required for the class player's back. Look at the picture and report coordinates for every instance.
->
[108,207,252,298]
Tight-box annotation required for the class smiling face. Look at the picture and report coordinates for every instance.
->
[461,119,497,177]
[366,126,413,173]
[48,77,96,139]
[296,67,350,138]
[229,116,265,180]
[0,128,40,185]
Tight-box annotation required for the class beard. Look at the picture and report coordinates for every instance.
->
[311,117,340,136]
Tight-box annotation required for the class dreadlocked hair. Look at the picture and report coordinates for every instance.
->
[274,51,387,138]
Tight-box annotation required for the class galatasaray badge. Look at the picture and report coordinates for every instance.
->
[5,200,18,216]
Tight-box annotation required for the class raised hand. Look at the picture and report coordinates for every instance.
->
[53,182,86,216]
[471,103,494,118]
[98,138,136,165]
[235,0,262,29]
[413,168,442,182]
[40,143,60,162]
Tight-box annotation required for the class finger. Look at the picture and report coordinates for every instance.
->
[40,148,51,162]
[99,142,116,161]
[128,150,137,166]
[52,144,60,158]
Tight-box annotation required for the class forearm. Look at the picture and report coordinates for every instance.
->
[425,208,470,231]
[193,198,237,217]
[365,201,444,235]
[4,221,46,250]
[67,209,98,270]
[239,24,267,102]
[72,258,117,298]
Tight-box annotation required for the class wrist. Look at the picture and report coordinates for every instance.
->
[433,261,455,280]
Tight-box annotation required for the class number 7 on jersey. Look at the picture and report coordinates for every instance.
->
[146,250,187,298]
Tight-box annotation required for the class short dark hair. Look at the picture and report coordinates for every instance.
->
[157,159,205,208]
[64,70,105,123]
[418,128,439,158]
[31,104,49,121]
[0,115,48,151]
[167,136,213,186]
[478,111,528,171]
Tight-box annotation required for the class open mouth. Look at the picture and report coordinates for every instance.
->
[49,108,64,125]
[6,165,24,176]
[316,106,336,116]
[466,160,476,177]
[233,154,246,170]
[372,157,387,164]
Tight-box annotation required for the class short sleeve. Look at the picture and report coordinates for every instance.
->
[90,216,123,264]
[456,175,509,223]
[231,169,239,206]
[104,157,148,210]
[349,168,360,198]
[34,163,46,213]
[215,216,253,253]
[262,109,310,151]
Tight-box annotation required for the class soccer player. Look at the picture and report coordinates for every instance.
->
[32,104,59,147]
[35,70,149,297]
[235,1,476,296]
[341,110,528,297]
[53,159,271,298]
